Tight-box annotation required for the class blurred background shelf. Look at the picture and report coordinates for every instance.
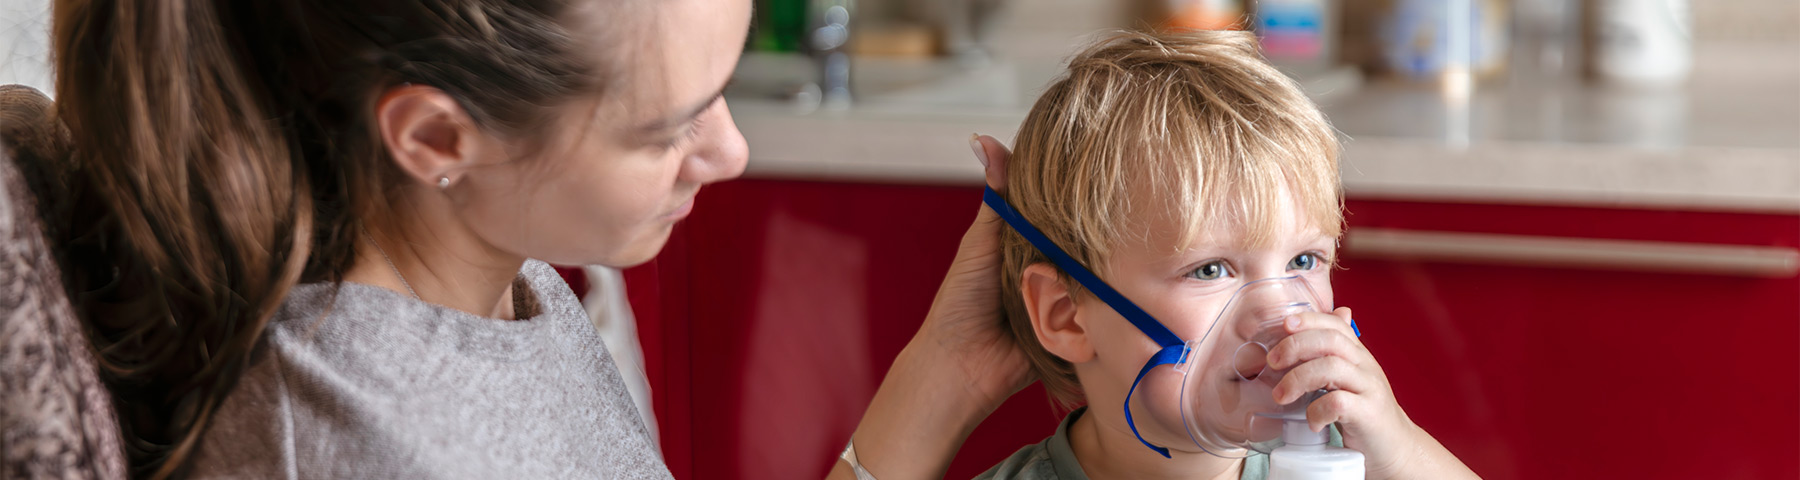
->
[727,40,1799,213]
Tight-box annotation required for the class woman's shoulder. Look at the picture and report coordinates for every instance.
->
[264,259,587,351]
[191,259,665,478]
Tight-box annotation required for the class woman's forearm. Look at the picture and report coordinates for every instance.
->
[828,343,996,479]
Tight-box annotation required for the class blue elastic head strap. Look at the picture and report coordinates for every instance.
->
[983,186,1186,458]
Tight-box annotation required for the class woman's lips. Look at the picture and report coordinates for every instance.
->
[663,197,695,221]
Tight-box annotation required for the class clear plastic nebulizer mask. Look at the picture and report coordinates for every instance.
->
[1125,275,1333,457]
[984,186,1363,476]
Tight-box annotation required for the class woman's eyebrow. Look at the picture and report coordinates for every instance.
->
[637,82,728,134]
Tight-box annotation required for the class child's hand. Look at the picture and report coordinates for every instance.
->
[1266,307,1480,480]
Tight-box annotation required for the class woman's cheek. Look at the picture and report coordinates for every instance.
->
[597,174,667,238]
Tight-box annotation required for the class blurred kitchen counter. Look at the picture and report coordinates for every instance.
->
[727,41,1800,213]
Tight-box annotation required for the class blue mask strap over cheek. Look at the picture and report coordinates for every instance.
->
[1124,344,1187,458]
[982,186,1187,458]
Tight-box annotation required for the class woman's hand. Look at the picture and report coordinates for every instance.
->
[828,134,1034,480]
[912,134,1035,409]
[1268,307,1480,480]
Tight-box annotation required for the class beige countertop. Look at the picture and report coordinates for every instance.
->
[726,42,1800,214]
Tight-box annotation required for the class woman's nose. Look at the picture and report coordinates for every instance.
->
[680,100,749,185]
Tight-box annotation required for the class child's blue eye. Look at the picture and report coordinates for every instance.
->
[1186,260,1230,280]
[1288,253,1320,271]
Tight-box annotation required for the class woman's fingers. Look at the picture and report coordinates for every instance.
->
[918,133,1030,404]
[972,133,1010,191]
[947,134,1010,277]
[940,134,1011,291]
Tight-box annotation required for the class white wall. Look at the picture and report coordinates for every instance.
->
[0,0,52,93]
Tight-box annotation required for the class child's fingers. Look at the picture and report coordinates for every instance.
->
[1265,325,1368,372]
[1331,306,1358,335]
[1270,354,1376,404]
[1283,309,1359,340]
[1304,389,1363,433]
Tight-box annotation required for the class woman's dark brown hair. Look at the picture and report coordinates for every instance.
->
[45,1,613,477]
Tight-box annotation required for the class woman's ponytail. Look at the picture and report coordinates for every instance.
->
[51,1,311,477]
[49,0,601,476]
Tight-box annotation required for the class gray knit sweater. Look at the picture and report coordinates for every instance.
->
[190,260,670,479]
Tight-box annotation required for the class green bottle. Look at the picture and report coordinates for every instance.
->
[751,0,808,52]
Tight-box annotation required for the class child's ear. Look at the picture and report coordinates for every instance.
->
[1020,263,1095,363]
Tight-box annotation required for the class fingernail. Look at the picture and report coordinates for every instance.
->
[1349,318,1361,337]
[969,133,989,168]
[1285,316,1301,331]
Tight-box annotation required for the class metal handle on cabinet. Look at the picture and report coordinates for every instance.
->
[1343,228,1800,278]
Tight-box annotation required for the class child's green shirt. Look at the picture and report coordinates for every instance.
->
[975,407,1344,480]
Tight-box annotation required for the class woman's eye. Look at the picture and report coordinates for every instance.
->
[658,115,710,151]
[1288,253,1320,271]
[1185,261,1230,280]
[659,126,700,151]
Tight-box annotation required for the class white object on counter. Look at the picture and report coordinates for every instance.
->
[1379,0,1509,80]
[1592,0,1692,87]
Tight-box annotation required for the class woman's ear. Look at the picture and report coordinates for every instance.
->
[1021,263,1095,364]
[374,85,489,188]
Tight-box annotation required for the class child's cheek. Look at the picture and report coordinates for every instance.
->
[1311,276,1335,310]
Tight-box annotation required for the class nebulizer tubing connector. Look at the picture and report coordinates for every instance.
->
[1267,391,1363,480]
[1283,411,1329,447]
[983,186,1364,477]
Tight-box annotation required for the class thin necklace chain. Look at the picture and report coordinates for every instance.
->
[363,228,421,300]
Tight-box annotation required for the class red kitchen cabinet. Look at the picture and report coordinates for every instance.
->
[626,179,1800,479]
[625,179,1058,479]
[1332,200,1800,480]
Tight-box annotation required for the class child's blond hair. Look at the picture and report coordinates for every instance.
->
[999,30,1343,406]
